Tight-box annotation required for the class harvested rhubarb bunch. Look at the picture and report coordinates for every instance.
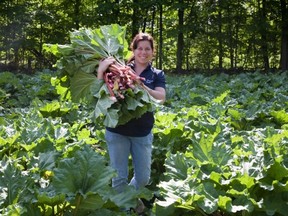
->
[44,24,159,128]
[104,63,145,101]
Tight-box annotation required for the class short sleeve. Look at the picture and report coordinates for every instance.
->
[154,69,166,89]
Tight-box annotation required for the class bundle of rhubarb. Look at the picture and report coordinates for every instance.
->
[44,24,158,128]
[104,63,145,101]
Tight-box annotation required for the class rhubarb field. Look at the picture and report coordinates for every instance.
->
[1,70,288,216]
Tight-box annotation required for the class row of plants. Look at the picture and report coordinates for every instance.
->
[153,71,288,215]
[1,70,288,215]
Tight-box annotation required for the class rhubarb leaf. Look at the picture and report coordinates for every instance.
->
[52,145,115,199]
[45,24,158,128]
[70,71,97,102]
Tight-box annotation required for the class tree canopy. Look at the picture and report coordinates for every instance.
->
[0,0,287,73]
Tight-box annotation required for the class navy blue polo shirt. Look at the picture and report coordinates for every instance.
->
[106,63,166,137]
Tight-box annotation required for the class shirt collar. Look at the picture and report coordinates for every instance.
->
[129,62,152,72]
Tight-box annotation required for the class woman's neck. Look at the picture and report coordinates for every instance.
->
[134,62,149,75]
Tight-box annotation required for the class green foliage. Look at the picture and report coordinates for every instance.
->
[0,71,58,108]
[44,23,130,82]
[0,71,153,215]
[156,125,288,215]
[1,70,288,215]
[44,24,158,128]
[1,0,287,72]
[153,71,288,215]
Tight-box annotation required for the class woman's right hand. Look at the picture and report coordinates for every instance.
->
[97,57,115,80]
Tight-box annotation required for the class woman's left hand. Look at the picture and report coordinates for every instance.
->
[143,85,166,104]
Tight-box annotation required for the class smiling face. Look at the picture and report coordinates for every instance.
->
[129,32,156,67]
[133,40,154,66]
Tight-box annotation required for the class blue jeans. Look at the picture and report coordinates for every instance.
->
[105,130,153,193]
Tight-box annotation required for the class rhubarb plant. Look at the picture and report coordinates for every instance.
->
[1,70,288,215]
[44,24,158,128]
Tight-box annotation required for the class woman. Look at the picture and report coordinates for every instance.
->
[97,32,166,212]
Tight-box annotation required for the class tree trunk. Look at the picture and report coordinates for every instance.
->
[158,4,163,70]
[112,0,120,23]
[74,0,81,30]
[234,0,241,68]
[227,3,234,68]
[280,0,288,70]
[14,48,19,71]
[258,0,269,70]
[217,0,223,69]
[259,0,269,70]
[39,0,44,69]
[151,6,156,36]
[176,0,184,73]
[131,0,140,38]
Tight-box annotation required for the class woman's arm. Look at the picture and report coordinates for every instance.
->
[142,85,166,104]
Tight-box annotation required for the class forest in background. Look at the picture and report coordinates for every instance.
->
[0,0,288,73]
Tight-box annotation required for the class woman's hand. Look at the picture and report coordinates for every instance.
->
[97,57,115,80]
[142,85,166,104]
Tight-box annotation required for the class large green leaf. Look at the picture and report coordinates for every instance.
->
[70,71,98,102]
[38,151,59,172]
[0,160,26,207]
[157,178,191,208]
[164,152,190,180]
[98,24,130,62]
[94,94,116,117]
[109,185,152,209]
[265,156,288,181]
[52,145,115,199]
[270,109,288,125]
[219,195,255,213]
[103,108,119,128]
[191,131,217,164]
[76,193,105,210]
[37,190,65,206]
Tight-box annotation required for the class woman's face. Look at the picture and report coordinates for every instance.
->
[133,40,153,65]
